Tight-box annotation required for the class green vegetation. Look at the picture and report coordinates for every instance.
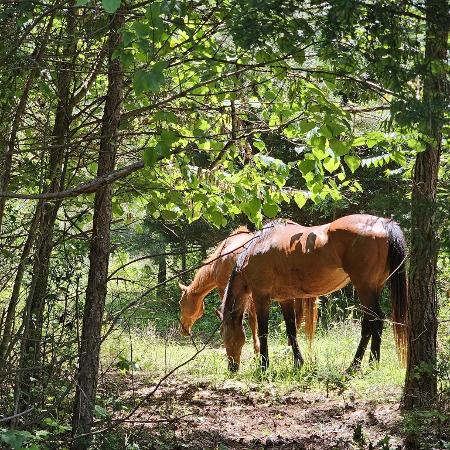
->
[0,0,448,448]
[103,321,407,400]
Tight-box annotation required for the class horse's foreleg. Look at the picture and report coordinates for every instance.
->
[280,299,304,369]
[254,295,271,371]
[247,299,260,354]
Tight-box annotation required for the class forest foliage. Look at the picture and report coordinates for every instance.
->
[0,0,448,448]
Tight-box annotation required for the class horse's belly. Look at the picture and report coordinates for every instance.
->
[270,268,349,299]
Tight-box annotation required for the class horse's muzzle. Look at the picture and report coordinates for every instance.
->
[179,324,191,336]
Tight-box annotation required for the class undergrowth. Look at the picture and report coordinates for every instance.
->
[102,319,406,402]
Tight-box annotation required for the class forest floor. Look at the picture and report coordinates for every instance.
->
[99,322,448,449]
[108,371,404,450]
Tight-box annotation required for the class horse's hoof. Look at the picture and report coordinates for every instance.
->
[294,360,304,370]
[228,361,239,372]
[344,364,360,378]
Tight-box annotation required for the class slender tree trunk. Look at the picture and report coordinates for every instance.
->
[0,206,42,366]
[402,0,448,410]
[180,241,187,282]
[0,17,53,233]
[15,6,77,413]
[157,248,167,296]
[71,11,124,448]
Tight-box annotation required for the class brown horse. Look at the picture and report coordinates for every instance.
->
[220,215,407,372]
[179,226,317,359]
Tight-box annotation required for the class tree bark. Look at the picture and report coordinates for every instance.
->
[0,16,53,234]
[0,206,42,366]
[15,6,77,413]
[402,0,448,410]
[157,248,167,296]
[71,10,124,448]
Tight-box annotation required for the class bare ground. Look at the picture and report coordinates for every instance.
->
[103,374,407,450]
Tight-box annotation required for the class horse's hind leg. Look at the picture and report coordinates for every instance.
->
[349,286,383,370]
[368,299,384,364]
[253,294,271,371]
[280,299,304,369]
[248,298,260,354]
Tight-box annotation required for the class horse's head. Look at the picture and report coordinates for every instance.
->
[178,282,204,335]
[219,308,245,372]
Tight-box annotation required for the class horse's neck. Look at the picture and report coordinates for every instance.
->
[188,263,216,297]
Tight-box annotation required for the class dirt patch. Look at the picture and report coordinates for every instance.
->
[102,373,405,449]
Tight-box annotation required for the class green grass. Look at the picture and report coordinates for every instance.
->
[102,320,406,402]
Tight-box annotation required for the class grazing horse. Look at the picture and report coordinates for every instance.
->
[179,226,317,359]
[220,214,408,372]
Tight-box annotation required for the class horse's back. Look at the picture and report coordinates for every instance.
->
[240,214,392,298]
[328,214,390,288]
[329,214,389,237]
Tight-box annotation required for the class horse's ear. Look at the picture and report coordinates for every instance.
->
[179,282,188,291]
[215,309,223,321]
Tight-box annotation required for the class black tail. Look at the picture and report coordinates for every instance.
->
[385,220,408,365]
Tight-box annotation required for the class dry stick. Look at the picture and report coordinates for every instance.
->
[0,407,34,423]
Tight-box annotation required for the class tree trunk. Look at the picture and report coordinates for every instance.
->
[157,249,167,296]
[0,206,41,366]
[402,0,448,410]
[0,16,53,233]
[15,6,77,413]
[71,11,124,448]
[180,241,187,282]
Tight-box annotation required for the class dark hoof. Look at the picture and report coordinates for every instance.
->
[345,364,361,377]
[228,361,239,372]
[294,359,304,370]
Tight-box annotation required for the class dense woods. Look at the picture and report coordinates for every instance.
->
[0,0,448,449]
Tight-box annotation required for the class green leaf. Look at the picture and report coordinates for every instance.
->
[143,147,158,167]
[161,209,179,220]
[132,63,166,95]
[75,0,90,6]
[299,120,316,133]
[298,159,315,175]
[262,201,279,218]
[94,405,109,419]
[102,0,120,13]
[160,130,178,145]
[323,156,340,173]
[310,134,326,152]
[133,70,147,95]
[155,141,170,158]
[253,140,266,151]
[112,201,124,216]
[312,146,326,160]
[329,139,349,156]
[0,429,33,450]
[210,210,225,227]
[247,196,262,216]
[293,192,307,209]
[133,21,148,37]
[344,155,361,173]
[319,124,333,139]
